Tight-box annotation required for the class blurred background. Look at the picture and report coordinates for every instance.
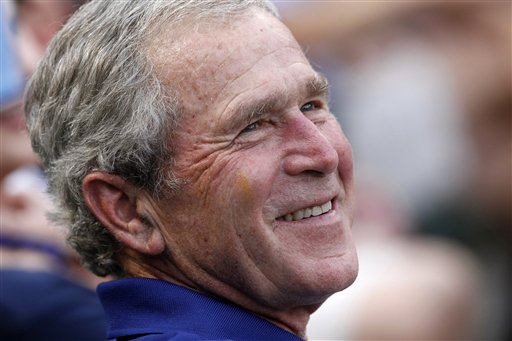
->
[277,1,511,340]
[1,1,107,339]
[1,0,510,340]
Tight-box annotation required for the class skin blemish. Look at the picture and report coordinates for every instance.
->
[235,173,253,203]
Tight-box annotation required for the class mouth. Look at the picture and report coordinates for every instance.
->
[276,200,333,222]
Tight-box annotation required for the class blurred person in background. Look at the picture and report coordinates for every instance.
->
[1,1,107,339]
[280,1,510,340]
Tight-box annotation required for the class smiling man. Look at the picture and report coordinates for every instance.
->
[24,1,358,340]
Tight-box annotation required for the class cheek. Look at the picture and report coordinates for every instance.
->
[173,152,271,234]
[165,138,282,246]
[226,147,282,206]
[203,154,282,258]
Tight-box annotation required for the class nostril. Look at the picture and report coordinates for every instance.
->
[305,170,326,177]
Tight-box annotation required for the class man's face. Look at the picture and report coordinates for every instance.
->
[148,9,357,309]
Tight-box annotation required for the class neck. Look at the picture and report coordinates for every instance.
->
[260,305,317,339]
[206,281,317,338]
[121,252,318,339]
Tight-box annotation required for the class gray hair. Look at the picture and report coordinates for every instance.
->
[25,0,278,277]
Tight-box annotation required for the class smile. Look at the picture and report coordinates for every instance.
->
[277,200,333,222]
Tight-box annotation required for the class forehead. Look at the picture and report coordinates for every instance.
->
[147,9,311,114]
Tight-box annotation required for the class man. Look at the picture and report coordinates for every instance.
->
[24,1,358,340]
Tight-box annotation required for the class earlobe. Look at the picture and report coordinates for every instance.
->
[82,172,165,256]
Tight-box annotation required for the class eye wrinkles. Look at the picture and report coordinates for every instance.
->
[222,73,330,135]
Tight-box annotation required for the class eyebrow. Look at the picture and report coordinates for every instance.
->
[306,73,330,101]
[222,73,330,134]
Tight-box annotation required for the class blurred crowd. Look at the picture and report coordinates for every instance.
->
[279,1,511,340]
[1,1,107,339]
[1,0,510,340]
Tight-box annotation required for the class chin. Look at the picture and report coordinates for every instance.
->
[275,256,359,309]
[313,260,359,300]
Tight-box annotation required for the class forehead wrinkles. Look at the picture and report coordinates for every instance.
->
[146,13,245,86]
[198,40,304,121]
[147,11,302,110]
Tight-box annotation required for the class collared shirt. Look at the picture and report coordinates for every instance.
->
[98,277,304,341]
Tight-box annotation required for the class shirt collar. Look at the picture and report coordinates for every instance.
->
[98,277,304,340]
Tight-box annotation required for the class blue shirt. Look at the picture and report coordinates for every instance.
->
[98,277,304,341]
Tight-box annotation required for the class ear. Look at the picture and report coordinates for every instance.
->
[82,172,165,256]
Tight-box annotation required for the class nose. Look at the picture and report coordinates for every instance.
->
[282,115,339,176]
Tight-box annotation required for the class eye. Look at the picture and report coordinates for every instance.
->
[240,121,259,134]
[300,101,318,112]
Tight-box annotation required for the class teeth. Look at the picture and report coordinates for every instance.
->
[321,201,332,212]
[293,210,304,221]
[279,200,332,222]
[312,206,323,216]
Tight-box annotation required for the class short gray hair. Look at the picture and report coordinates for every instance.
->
[25,0,278,277]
